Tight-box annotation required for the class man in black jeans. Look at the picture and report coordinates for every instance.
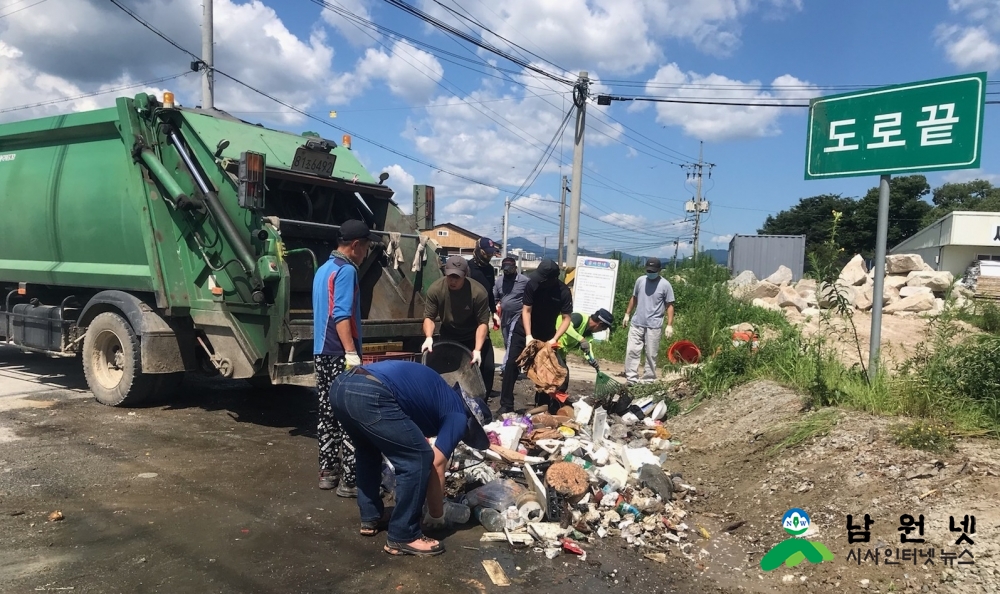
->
[497,259,573,415]
[421,256,494,395]
[466,238,499,395]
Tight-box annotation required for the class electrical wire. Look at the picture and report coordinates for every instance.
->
[0,0,47,19]
[0,72,193,114]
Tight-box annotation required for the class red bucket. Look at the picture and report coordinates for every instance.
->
[667,340,701,364]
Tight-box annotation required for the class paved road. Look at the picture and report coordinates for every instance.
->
[0,345,724,594]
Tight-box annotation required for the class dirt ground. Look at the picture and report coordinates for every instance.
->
[3,345,999,593]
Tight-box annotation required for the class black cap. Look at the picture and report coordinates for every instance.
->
[477,237,499,254]
[592,308,613,327]
[645,257,663,273]
[340,219,381,243]
[535,259,560,281]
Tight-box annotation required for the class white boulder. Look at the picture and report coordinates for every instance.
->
[854,286,873,311]
[749,281,781,300]
[776,285,808,312]
[906,270,954,293]
[818,283,857,309]
[885,254,926,275]
[884,275,909,290]
[752,297,781,312]
[899,286,933,299]
[839,255,869,286]
[884,293,936,314]
[764,265,794,285]
[795,278,817,293]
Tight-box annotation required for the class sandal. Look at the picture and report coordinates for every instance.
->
[359,512,390,537]
[384,537,445,557]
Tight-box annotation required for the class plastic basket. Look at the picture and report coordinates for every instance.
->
[421,340,487,400]
[362,351,420,365]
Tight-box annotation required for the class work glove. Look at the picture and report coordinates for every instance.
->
[344,352,362,370]
[471,350,482,366]
[526,334,534,345]
[622,313,630,328]
[422,508,447,530]
[547,338,559,348]
[664,325,674,338]
[421,337,434,353]
[579,338,590,353]
[588,357,600,371]
[491,313,501,330]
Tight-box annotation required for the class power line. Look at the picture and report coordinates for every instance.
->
[0,0,47,19]
[0,72,193,114]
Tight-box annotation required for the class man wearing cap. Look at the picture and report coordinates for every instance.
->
[466,237,500,394]
[493,257,529,374]
[422,256,493,394]
[555,308,614,374]
[621,257,675,384]
[329,360,490,557]
[498,259,573,415]
[313,219,382,495]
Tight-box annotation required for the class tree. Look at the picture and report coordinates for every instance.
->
[848,175,932,258]
[921,179,1000,226]
[758,194,857,256]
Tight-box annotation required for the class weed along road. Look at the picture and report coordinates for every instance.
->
[0,345,726,594]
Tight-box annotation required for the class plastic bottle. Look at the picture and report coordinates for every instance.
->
[442,501,471,525]
[563,454,593,469]
[474,507,506,531]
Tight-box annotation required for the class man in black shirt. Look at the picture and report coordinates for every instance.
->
[497,259,573,415]
[466,237,499,395]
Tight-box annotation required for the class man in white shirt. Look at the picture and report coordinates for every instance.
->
[621,257,675,384]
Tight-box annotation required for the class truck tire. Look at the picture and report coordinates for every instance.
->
[82,312,155,406]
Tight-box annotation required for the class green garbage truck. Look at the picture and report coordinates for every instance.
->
[0,92,441,405]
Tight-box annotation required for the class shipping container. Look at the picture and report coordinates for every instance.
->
[727,235,806,281]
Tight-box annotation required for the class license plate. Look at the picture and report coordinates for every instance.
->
[290,148,336,177]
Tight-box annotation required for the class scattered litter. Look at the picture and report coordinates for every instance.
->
[723,520,746,533]
[481,560,510,586]
[645,552,667,563]
[47,511,64,522]
[136,473,158,479]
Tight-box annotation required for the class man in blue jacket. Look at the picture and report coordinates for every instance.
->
[313,219,380,496]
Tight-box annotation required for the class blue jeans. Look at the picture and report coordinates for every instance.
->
[330,370,433,543]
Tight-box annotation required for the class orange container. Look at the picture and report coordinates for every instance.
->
[667,340,701,364]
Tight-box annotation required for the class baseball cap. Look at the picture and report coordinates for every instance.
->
[340,219,381,243]
[592,308,614,327]
[453,383,491,450]
[645,257,663,273]
[535,258,560,281]
[477,237,499,255]
[443,255,470,278]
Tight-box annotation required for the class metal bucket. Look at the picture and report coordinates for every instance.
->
[421,340,486,400]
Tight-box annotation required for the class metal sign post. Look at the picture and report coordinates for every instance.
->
[804,72,986,379]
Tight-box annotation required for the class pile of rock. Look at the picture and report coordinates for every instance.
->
[727,254,971,319]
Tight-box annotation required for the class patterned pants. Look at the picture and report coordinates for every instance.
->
[315,354,356,484]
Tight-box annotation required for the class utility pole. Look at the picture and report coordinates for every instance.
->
[557,175,568,268]
[501,196,510,259]
[684,142,712,261]
[566,71,589,270]
[202,0,214,109]
[673,239,680,270]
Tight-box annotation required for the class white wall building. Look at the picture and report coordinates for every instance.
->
[891,211,1000,277]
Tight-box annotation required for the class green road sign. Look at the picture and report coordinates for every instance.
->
[805,73,986,179]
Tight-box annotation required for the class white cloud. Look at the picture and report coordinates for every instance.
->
[320,0,376,47]
[418,0,803,74]
[938,0,1000,71]
[942,169,1000,184]
[641,64,817,141]
[712,233,735,243]
[381,164,416,213]
[0,0,336,126]
[331,39,445,105]
[935,25,1000,70]
[443,198,484,214]
[512,194,560,216]
[599,212,647,228]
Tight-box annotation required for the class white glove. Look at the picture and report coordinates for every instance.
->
[547,338,559,348]
[491,313,501,328]
[471,350,482,366]
[421,337,434,353]
[526,334,534,345]
[422,509,447,530]
[579,338,590,353]
[622,313,630,328]
[344,352,362,369]
[664,325,674,338]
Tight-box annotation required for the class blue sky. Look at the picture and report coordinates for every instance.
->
[1,0,996,256]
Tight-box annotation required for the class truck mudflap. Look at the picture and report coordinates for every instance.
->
[271,361,315,387]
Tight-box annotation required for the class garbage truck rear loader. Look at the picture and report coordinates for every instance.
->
[0,93,441,405]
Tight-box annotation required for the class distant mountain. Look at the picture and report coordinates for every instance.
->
[506,237,729,267]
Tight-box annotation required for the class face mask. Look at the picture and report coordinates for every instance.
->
[647,272,660,281]
[502,265,516,275]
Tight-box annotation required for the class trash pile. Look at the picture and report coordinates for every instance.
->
[434,377,701,561]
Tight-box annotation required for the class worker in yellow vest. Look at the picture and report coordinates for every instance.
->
[553,309,614,391]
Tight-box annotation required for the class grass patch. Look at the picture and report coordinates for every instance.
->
[890,420,954,454]
[768,409,840,455]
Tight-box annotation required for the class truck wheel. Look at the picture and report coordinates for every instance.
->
[82,312,154,406]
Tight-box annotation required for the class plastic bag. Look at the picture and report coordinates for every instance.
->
[464,479,525,511]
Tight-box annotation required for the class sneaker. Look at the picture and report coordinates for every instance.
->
[336,482,358,498]
[318,470,337,490]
